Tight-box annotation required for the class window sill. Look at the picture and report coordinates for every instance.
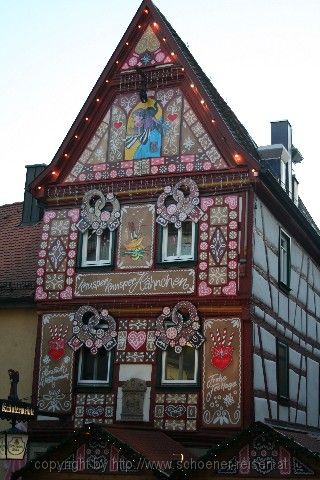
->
[157,383,199,390]
[156,260,197,269]
[75,385,112,393]
[278,396,290,406]
[278,281,291,295]
[76,265,114,273]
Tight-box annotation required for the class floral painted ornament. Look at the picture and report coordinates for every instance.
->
[48,324,69,361]
[211,328,234,370]
[155,301,205,353]
[156,178,204,229]
[76,189,121,235]
[68,305,117,354]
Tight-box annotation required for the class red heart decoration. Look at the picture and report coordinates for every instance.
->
[114,121,123,129]
[167,113,178,122]
[211,345,234,370]
[48,337,66,361]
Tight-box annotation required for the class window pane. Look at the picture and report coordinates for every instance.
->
[166,224,178,257]
[278,343,288,398]
[164,347,196,381]
[99,230,110,261]
[164,349,180,380]
[96,349,109,380]
[86,231,97,261]
[280,233,289,285]
[80,349,95,380]
[181,222,193,256]
[181,346,196,380]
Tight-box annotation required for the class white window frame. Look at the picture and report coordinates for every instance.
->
[81,229,113,267]
[279,229,291,287]
[77,348,111,386]
[161,348,198,385]
[162,221,195,262]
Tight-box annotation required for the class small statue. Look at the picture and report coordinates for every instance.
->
[8,369,19,401]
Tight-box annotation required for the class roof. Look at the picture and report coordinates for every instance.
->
[30,0,260,197]
[153,1,260,163]
[275,427,320,455]
[197,422,320,476]
[106,425,194,463]
[0,202,41,301]
[12,424,195,479]
[298,197,320,236]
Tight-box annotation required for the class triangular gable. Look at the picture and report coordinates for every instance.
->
[63,87,227,184]
[192,422,320,478]
[31,0,260,198]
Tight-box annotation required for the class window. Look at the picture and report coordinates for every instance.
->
[162,221,196,262]
[81,229,112,267]
[77,348,111,386]
[161,346,198,385]
[279,229,291,288]
[277,340,289,401]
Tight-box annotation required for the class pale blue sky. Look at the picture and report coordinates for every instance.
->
[0,0,319,226]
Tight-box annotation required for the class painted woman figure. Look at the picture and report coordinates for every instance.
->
[125,98,163,160]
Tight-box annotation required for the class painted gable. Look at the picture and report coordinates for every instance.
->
[63,87,227,183]
[121,24,172,70]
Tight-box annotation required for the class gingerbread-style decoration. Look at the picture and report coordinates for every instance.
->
[68,305,117,355]
[48,324,69,361]
[156,178,204,229]
[155,301,204,353]
[76,190,121,235]
[211,328,234,370]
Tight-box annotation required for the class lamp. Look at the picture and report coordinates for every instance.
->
[0,426,28,460]
[137,68,148,103]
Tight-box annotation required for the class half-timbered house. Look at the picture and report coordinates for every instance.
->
[13,1,320,478]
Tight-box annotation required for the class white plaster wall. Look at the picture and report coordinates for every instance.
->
[289,370,299,401]
[260,327,276,356]
[254,397,269,422]
[279,405,289,422]
[119,364,152,381]
[253,195,320,427]
[270,400,277,420]
[253,354,265,391]
[265,359,277,395]
[252,269,271,307]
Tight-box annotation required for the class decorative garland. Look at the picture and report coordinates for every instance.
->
[68,306,117,354]
[156,178,204,229]
[76,189,121,235]
[155,301,205,353]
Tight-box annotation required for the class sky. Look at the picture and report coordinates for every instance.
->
[0,0,319,226]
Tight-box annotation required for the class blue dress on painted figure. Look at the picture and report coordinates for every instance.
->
[125,101,162,159]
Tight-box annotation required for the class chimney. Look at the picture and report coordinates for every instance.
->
[21,164,46,225]
[271,120,292,154]
[270,120,292,197]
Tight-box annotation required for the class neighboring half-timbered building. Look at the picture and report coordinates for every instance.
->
[14,1,320,478]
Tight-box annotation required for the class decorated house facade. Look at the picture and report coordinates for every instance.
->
[17,0,320,478]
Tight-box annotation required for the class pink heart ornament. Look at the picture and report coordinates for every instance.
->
[60,286,73,300]
[222,281,237,295]
[224,196,238,210]
[198,281,212,296]
[201,198,214,211]
[35,286,48,300]
[127,331,146,350]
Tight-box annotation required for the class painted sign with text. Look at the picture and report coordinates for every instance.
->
[74,269,195,297]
